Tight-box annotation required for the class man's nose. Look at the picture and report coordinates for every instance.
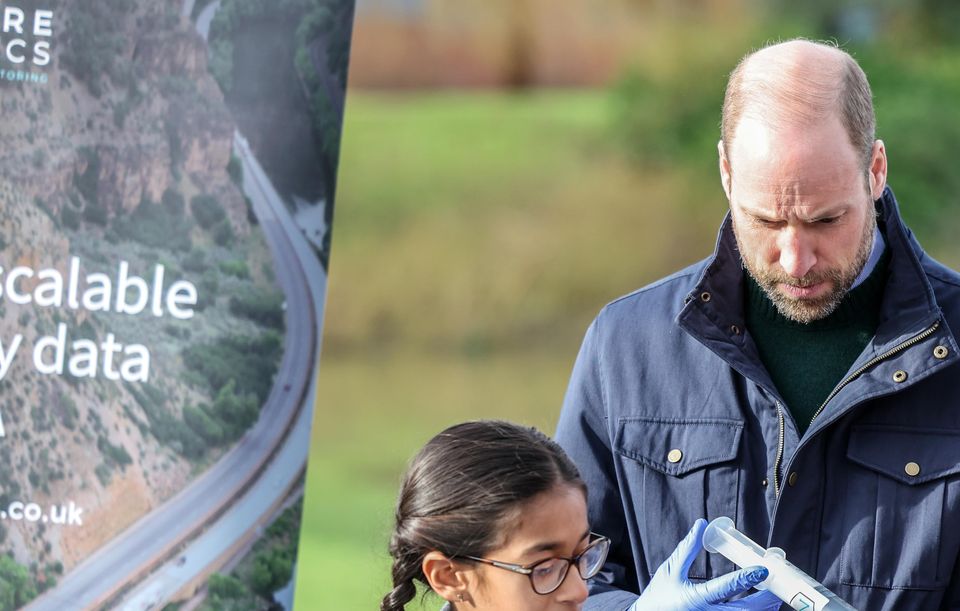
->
[778,228,816,278]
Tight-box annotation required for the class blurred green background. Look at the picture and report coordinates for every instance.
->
[294,1,960,608]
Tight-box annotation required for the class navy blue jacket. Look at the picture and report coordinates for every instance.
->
[556,188,960,610]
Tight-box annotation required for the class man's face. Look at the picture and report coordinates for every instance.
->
[719,114,886,323]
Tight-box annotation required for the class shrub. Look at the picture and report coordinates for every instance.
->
[218,259,249,278]
[213,220,235,247]
[113,197,193,251]
[228,288,285,329]
[191,195,227,229]
[181,332,282,402]
[61,206,80,231]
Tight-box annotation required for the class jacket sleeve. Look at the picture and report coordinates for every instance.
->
[556,316,642,611]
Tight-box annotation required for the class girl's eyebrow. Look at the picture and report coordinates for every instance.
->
[520,528,591,556]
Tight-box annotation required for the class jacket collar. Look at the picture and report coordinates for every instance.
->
[677,186,947,394]
[872,186,942,344]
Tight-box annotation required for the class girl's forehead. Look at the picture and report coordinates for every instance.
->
[493,485,589,559]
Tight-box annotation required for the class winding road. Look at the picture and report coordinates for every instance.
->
[25,134,325,610]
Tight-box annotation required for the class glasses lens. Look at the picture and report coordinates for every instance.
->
[530,558,569,594]
[578,537,610,579]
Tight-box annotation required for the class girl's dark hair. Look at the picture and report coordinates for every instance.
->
[380,420,585,611]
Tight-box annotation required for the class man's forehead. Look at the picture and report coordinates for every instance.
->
[728,116,863,194]
[731,171,857,198]
[731,171,863,214]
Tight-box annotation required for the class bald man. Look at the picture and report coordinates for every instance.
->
[556,39,960,610]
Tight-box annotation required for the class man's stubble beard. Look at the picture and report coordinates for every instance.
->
[734,206,877,324]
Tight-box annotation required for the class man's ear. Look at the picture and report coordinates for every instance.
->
[868,139,887,200]
[718,140,733,200]
[423,551,472,605]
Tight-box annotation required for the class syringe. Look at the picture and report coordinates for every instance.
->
[702,517,857,611]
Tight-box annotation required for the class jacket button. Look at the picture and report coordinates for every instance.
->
[892,370,908,383]
[905,462,921,477]
[934,345,949,359]
[761,478,768,487]
[787,472,799,486]
[730,324,741,336]
[667,449,683,463]
[700,292,712,303]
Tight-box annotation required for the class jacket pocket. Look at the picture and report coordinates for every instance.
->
[614,417,743,580]
[841,425,960,590]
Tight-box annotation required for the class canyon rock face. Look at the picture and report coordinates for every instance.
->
[135,30,210,80]
[0,0,274,581]
[81,143,173,214]
[2,5,246,230]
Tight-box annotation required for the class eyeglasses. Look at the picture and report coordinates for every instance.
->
[458,533,610,595]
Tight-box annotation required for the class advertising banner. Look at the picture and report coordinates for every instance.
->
[0,0,354,609]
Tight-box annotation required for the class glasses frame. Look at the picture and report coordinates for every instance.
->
[457,532,610,595]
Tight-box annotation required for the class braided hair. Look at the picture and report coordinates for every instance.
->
[380,420,585,611]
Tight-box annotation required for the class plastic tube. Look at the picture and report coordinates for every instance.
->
[702,517,858,611]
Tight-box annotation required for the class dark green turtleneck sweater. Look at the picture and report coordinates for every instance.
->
[745,252,889,434]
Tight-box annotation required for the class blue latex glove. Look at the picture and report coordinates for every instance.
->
[628,519,783,611]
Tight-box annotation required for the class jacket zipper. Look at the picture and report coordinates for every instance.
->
[772,401,785,496]
[770,319,940,497]
[808,319,940,426]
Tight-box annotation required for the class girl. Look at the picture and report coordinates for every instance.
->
[381,421,779,611]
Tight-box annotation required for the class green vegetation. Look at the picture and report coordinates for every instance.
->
[204,574,253,610]
[183,404,224,444]
[860,48,960,238]
[183,248,209,273]
[97,435,133,469]
[201,500,302,610]
[113,194,194,251]
[60,205,81,231]
[298,91,657,611]
[74,147,101,208]
[213,220,235,247]
[182,381,260,450]
[209,381,260,438]
[55,392,79,431]
[210,0,350,156]
[227,156,244,185]
[195,270,221,311]
[61,0,128,97]
[128,376,264,461]
[609,32,960,248]
[229,288,285,330]
[191,195,228,229]
[208,38,234,93]
[182,332,282,403]
[218,259,249,279]
[93,433,133,487]
[130,384,206,460]
[292,0,352,160]
[0,555,37,610]
[190,194,236,246]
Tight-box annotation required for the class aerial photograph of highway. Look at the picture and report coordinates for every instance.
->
[0,0,353,609]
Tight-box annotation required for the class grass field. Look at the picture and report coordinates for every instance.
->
[292,85,960,609]
[295,352,575,609]
[290,89,726,610]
